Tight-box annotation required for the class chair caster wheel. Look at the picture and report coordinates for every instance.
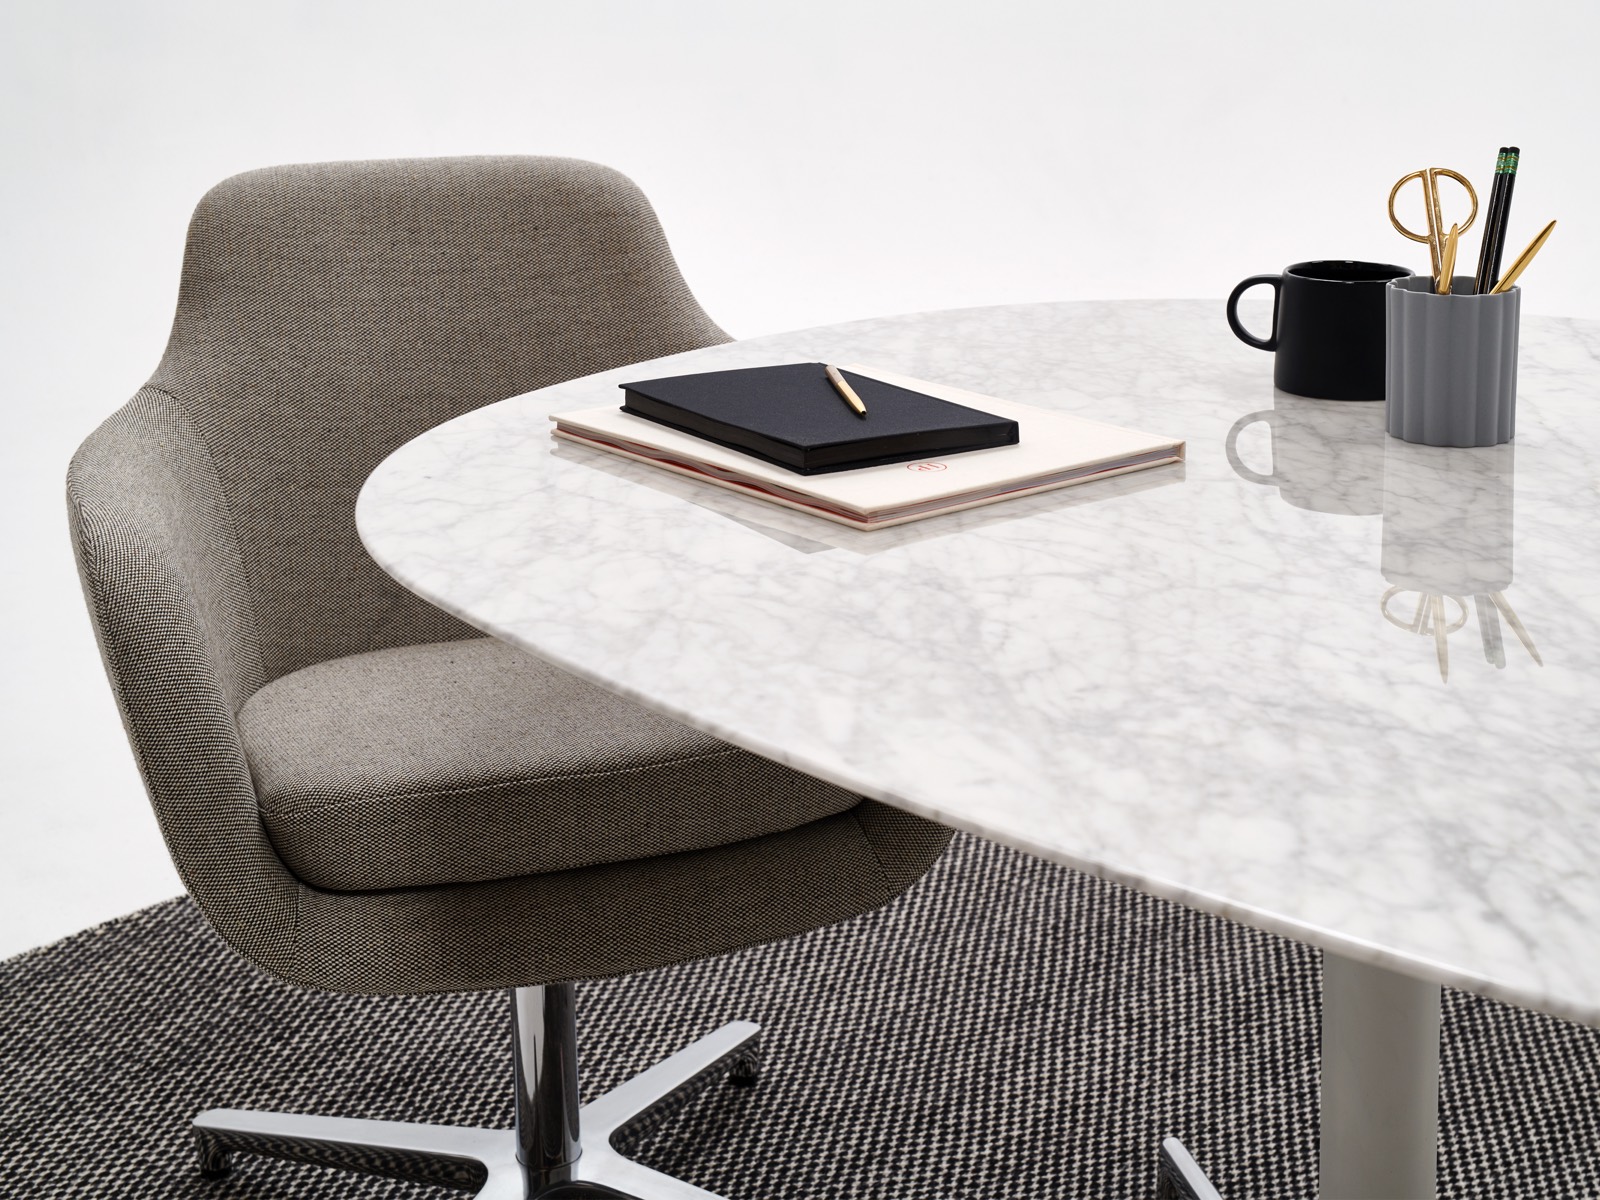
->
[195,1129,233,1179]
[727,1035,762,1087]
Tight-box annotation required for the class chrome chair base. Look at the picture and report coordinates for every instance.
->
[1156,1137,1225,1200]
[195,991,760,1200]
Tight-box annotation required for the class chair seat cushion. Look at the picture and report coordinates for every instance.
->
[238,637,862,892]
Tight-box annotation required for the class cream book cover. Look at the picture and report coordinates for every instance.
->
[551,364,1184,530]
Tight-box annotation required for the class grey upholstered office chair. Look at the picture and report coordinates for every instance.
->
[67,157,951,1198]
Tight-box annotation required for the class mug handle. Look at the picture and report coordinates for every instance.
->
[1226,274,1282,351]
[1224,412,1276,486]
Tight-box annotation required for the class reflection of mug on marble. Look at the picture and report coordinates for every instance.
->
[1225,394,1387,515]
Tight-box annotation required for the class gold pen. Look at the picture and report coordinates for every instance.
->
[1491,219,1556,294]
[1437,223,1460,295]
[824,364,868,418]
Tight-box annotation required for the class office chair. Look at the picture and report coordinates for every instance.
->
[67,156,951,1198]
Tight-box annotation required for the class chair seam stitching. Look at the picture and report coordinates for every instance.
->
[256,745,778,814]
[853,808,892,888]
[145,384,271,700]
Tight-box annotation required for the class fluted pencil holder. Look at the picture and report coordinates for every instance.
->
[1386,276,1520,447]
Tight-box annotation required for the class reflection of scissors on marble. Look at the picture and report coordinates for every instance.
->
[1381,587,1540,682]
[1388,168,1478,288]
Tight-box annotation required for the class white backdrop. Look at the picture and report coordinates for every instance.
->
[2,0,1595,957]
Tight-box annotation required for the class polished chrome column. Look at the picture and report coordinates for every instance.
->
[511,983,582,1189]
[1320,951,1441,1199]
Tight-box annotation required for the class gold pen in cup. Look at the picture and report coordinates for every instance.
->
[824,364,868,418]
[1491,219,1556,294]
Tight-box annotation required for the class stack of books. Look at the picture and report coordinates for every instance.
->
[551,362,1183,530]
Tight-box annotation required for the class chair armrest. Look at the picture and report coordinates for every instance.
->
[67,387,303,978]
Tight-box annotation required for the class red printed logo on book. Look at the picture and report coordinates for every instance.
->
[906,461,947,472]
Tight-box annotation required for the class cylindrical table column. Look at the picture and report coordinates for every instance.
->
[1320,951,1441,1199]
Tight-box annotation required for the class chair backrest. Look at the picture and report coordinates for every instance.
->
[144,155,728,690]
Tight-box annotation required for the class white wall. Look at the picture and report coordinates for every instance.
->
[2,0,1594,958]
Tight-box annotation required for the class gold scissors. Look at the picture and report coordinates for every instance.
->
[1388,167,1478,286]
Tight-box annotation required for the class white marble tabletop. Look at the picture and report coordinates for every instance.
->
[358,301,1600,1025]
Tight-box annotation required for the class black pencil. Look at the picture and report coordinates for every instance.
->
[1473,147,1510,296]
[1486,146,1521,292]
[1479,147,1521,295]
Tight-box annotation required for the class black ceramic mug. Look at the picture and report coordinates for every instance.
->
[1226,260,1412,401]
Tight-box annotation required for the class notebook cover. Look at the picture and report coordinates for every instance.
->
[619,362,1019,474]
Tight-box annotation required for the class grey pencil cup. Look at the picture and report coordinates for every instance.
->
[1386,275,1520,447]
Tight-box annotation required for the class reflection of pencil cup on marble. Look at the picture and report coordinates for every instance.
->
[1381,439,1514,595]
[1386,276,1520,447]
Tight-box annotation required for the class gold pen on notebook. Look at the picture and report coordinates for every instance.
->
[824,364,868,418]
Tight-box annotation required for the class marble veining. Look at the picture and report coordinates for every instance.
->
[358,300,1600,1025]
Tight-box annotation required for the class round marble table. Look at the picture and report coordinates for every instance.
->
[359,300,1600,1197]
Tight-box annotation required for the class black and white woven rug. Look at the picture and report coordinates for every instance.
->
[5,833,1599,1198]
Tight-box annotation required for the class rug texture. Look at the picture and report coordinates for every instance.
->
[3,833,1598,1198]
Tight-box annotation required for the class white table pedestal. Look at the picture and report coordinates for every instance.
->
[1320,952,1441,1199]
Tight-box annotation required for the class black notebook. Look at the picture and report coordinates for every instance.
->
[618,362,1020,475]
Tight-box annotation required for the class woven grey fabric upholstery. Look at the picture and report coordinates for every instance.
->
[68,157,951,995]
[291,803,950,994]
[241,637,863,892]
[149,155,732,690]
